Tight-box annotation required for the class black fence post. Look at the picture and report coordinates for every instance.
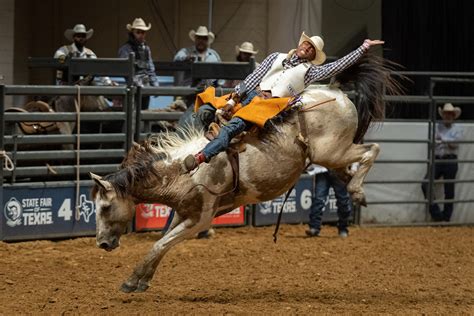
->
[427,79,437,220]
[0,85,5,189]
[134,86,142,142]
[124,86,134,153]
[0,85,4,240]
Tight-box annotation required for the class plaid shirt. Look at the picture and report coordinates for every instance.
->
[235,45,368,95]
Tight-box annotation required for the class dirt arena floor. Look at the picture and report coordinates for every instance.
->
[0,225,473,315]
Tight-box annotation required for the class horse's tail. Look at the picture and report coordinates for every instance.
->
[335,53,403,143]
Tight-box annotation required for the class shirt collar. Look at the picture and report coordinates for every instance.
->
[283,53,309,68]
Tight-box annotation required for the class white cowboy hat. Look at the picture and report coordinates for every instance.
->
[438,103,461,119]
[235,42,258,55]
[289,32,326,65]
[64,24,93,42]
[189,26,215,44]
[126,18,151,32]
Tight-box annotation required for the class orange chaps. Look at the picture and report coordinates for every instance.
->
[194,87,291,128]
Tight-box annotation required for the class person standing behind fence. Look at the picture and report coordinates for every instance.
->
[118,18,159,110]
[173,26,221,87]
[305,164,353,238]
[223,42,259,88]
[54,24,112,86]
[421,103,463,222]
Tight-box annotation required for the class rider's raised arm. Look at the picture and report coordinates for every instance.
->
[304,43,369,85]
[234,52,279,96]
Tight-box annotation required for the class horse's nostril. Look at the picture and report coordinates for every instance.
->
[99,242,110,249]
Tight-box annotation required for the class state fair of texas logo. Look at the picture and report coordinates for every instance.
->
[259,200,273,215]
[77,194,95,223]
[4,197,22,227]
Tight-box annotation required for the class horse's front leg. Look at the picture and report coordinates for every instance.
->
[338,143,380,206]
[121,215,211,293]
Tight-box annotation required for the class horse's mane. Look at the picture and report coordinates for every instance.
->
[146,123,205,161]
[93,123,210,197]
[335,53,405,143]
[92,141,166,198]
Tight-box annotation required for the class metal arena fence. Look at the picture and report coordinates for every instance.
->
[0,56,473,240]
[363,74,474,225]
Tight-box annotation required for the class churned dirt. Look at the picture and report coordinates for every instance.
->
[0,225,473,315]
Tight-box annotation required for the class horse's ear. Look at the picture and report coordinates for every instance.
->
[89,172,112,191]
[132,142,141,150]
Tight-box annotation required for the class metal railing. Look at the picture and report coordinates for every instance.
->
[361,74,474,224]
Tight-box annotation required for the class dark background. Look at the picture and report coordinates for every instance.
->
[382,0,474,119]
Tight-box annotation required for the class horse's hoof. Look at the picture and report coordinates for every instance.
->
[120,282,137,293]
[351,192,367,207]
[135,283,150,293]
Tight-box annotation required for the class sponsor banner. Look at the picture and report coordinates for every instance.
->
[135,204,246,231]
[254,175,343,226]
[135,203,172,231]
[211,206,245,226]
[1,186,96,241]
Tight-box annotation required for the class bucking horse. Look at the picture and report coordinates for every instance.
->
[90,55,400,293]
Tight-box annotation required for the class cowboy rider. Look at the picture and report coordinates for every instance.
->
[182,32,384,172]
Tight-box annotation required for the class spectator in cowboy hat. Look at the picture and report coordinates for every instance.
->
[224,41,260,88]
[54,24,112,86]
[173,25,222,87]
[235,41,258,63]
[118,18,159,109]
[421,103,463,222]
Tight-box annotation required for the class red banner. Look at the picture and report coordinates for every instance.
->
[135,204,245,231]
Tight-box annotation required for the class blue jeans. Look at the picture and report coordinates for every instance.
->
[202,117,252,160]
[421,159,458,221]
[200,89,257,160]
[308,171,352,232]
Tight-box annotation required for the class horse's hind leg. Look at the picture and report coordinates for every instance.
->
[338,143,380,206]
[121,215,212,293]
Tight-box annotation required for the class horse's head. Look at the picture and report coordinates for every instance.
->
[90,172,135,252]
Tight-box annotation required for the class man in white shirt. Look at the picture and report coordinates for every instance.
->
[421,103,463,221]
[54,24,111,86]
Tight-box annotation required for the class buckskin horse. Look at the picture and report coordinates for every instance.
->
[90,55,400,293]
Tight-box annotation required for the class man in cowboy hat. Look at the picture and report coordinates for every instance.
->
[223,42,259,88]
[54,24,112,85]
[236,41,259,63]
[118,18,159,109]
[173,25,222,87]
[183,32,384,172]
[421,103,463,221]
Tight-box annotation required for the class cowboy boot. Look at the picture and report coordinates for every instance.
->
[182,152,206,173]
